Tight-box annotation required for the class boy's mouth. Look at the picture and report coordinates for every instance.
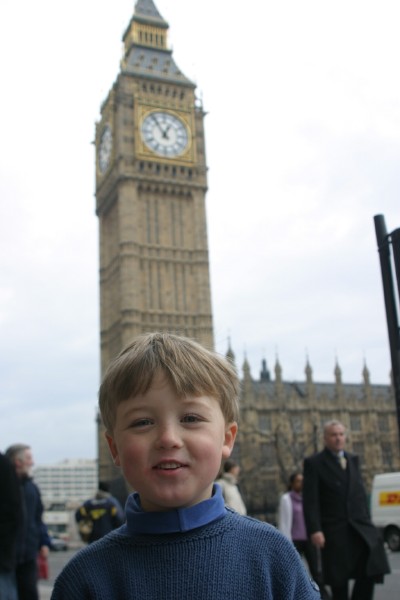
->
[154,461,185,470]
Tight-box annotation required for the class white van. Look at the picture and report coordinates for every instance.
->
[371,472,400,551]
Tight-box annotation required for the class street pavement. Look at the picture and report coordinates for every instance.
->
[374,549,400,600]
[40,545,400,599]
[39,546,80,600]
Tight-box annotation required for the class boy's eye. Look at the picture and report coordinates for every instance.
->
[130,418,153,428]
[181,414,203,424]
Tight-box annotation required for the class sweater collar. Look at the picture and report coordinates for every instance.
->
[126,484,226,535]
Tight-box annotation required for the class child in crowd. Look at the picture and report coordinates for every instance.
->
[52,332,320,599]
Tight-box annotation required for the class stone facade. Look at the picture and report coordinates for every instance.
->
[231,351,400,522]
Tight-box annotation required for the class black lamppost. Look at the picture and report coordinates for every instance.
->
[374,214,400,451]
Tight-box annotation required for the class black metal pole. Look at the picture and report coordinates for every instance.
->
[391,228,400,302]
[374,215,400,451]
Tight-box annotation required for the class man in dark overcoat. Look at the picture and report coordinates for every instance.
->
[303,420,390,600]
[6,444,51,600]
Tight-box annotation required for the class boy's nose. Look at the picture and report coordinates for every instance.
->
[155,422,183,449]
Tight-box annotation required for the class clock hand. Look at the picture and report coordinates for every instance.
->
[162,124,172,139]
[151,114,165,136]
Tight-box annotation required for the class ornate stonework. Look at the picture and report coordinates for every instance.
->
[231,350,400,521]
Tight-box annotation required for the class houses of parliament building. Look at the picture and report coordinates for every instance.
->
[94,0,400,519]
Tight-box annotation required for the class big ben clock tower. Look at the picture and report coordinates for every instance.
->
[95,0,214,481]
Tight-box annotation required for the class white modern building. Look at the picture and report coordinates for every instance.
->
[34,458,97,507]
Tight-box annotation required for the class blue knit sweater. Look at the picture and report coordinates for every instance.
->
[52,486,320,599]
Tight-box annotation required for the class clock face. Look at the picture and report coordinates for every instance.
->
[141,111,189,157]
[98,125,112,173]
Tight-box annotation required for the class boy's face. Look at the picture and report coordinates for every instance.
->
[106,371,237,512]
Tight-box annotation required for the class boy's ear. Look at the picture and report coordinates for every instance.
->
[105,433,121,466]
[222,422,238,459]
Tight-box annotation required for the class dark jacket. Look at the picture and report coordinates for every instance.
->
[0,453,21,571]
[76,493,124,543]
[303,448,390,586]
[16,476,50,564]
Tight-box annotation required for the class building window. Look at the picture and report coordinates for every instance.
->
[260,443,276,465]
[352,442,364,457]
[381,442,392,467]
[378,415,389,432]
[350,415,361,431]
[259,414,271,433]
[291,415,303,433]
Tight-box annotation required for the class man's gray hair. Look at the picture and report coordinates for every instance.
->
[5,443,31,463]
[323,420,345,435]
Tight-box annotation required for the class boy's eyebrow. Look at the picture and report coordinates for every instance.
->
[117,401,150,418]
[117,395,218,417]
[180,396,218,408]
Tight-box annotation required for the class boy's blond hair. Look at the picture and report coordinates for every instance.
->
[99,332,240,432]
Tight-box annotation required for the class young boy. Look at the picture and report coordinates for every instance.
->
[52,332,320,599]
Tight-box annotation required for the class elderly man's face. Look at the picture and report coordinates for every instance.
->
[324,424,346,453]
[16,449,34,478]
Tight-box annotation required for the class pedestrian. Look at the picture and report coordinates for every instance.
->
[52,332,320,599]
[278,472,318,573]
[5,444,51,600]
[216,458,247,514]
[303,419,390,600]
[0,451,21,600]
[75,481,124,543]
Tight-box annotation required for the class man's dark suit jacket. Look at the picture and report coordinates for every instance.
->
[303,448,390,587]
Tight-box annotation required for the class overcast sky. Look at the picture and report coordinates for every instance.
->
[1,0,399,466]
